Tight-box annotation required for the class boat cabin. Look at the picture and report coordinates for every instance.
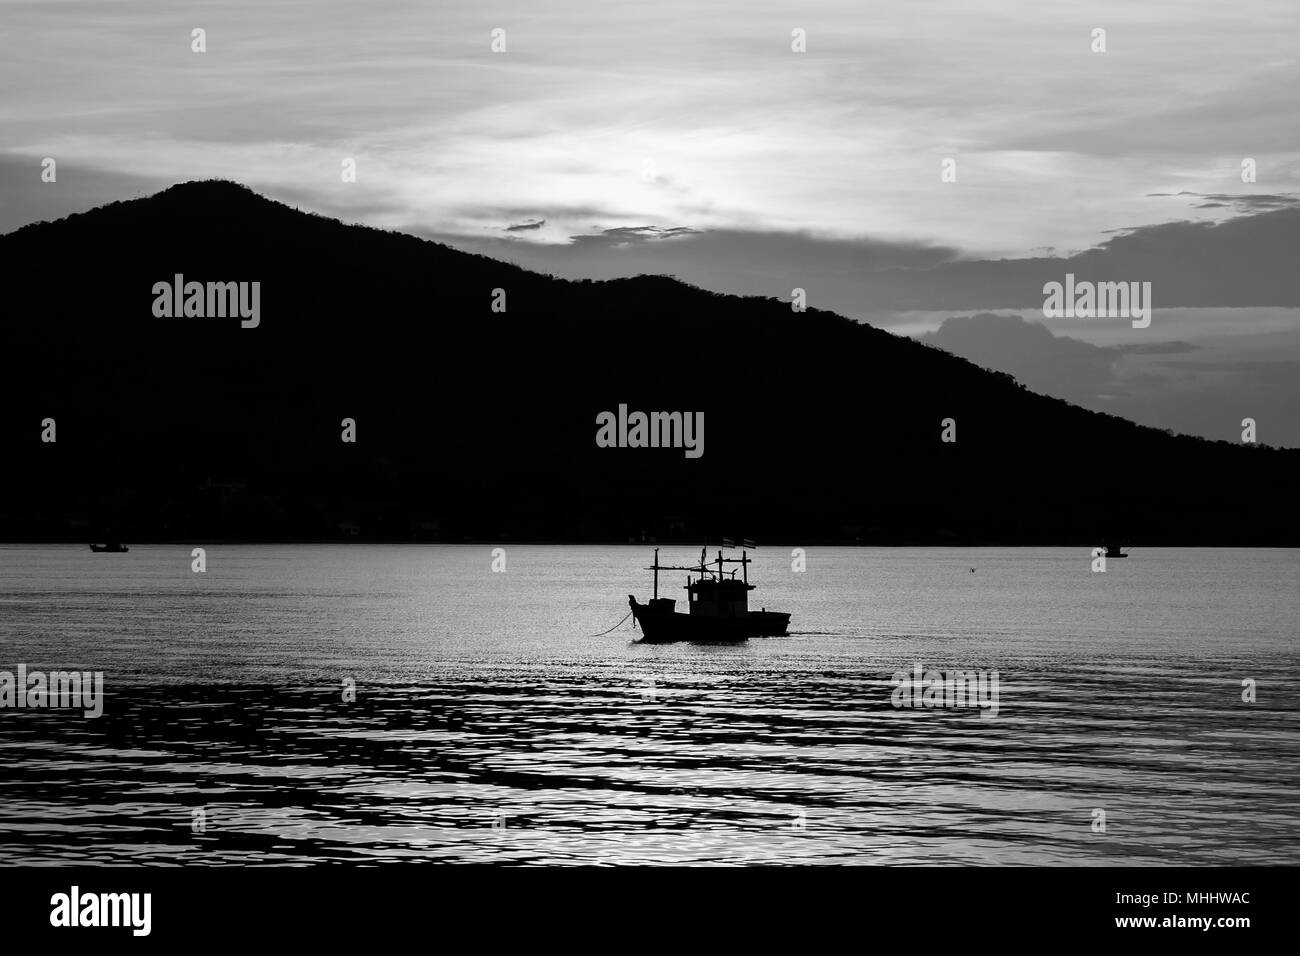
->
[644,547,756,619]
[686,576,752,618]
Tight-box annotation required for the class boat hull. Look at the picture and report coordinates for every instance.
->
[628,597,790,643]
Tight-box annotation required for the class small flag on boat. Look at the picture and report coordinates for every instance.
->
[743,538,757,548]
[722,537,735,548]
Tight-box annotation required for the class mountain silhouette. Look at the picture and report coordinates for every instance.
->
[1,179,1295,544]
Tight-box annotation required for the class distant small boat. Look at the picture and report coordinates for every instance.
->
[1103,544,1128,558]
[89,543,129,553]
[628,546,790,642]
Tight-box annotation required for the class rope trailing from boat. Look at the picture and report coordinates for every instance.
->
[590,608,635,637]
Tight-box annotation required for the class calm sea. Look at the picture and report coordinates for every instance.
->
[1,544,1296,865]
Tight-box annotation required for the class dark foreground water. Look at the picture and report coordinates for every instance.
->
[1,545,1296,865]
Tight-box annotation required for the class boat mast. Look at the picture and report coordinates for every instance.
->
[653,547,659,600]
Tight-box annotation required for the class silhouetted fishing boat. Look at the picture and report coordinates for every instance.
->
[628,546,790,642]
[89,543,129,553]
[1103,544,1128,558]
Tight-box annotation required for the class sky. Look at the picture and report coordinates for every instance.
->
[3,0,1299,443]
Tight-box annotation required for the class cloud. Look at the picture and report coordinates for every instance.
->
[919,311,1300,446]
[1114,341,1199,355]
[1147,191,1300,214]
[0,154,167,235]
[566,225,699,247]
[847,206,1300,314]
[921,313,1122,405]
[4,0,1300,254]
[425,204,1300,326]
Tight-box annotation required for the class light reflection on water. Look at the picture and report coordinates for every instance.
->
[0,545,1297,864]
